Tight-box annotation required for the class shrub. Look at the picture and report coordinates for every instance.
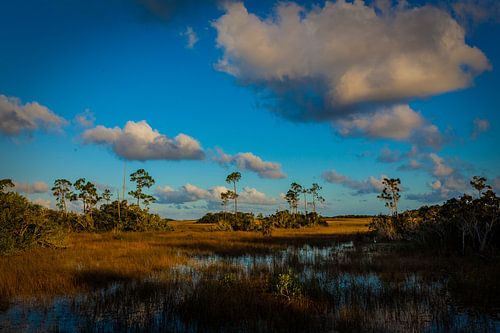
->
[273,269,303,299]
[198,212,256,231]
[0,192,67,254]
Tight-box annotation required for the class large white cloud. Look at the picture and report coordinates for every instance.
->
[322,170,387,195]
[82,120,205,161]
[155,183,277,206]
[0,94,67,136]
[213,1,490,138]
[213,148,286,179]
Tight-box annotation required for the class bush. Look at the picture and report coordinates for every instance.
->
[273,269,303,299]
[198,212,256,231]
[0,192,67,254]
[369,188,500,255]
[263,210,327,229]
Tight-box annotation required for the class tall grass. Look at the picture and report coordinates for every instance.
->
[1,218,498,332]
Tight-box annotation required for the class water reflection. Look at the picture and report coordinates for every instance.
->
[1,242,498,332]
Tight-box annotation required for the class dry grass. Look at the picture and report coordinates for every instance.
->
[0,218,368,302]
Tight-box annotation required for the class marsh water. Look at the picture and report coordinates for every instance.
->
[1,242,499,332]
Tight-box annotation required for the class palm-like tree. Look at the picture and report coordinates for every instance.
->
[226,172,241,214]
[377,178,401,216]
[51,179,74,212]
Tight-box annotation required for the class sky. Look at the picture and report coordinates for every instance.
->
[1,0,499,219]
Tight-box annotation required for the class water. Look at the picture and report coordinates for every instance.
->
[1,242,499,332]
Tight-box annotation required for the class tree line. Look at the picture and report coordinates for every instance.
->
[0,169,168,254]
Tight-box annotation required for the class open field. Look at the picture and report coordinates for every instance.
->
[1,218,499,332]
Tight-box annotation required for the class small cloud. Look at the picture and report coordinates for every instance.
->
[429,153,454,177]
[452,0,500,25]
[13,181,49,194]
[82,120,205,161]
[74,109,95,128]
[322,170,386,195]
[212,148,286,179]
[397,159,423,171]
[32,198,51,208]
[470,118,490,139]
[407,174,468,203]
[493,176,500,192]
[377,147,402,163]
[180,26,198,49]
[0,94,67,137]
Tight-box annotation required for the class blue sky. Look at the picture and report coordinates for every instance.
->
[1,0,499,219]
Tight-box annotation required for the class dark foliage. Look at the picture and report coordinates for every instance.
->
[197,210,326,232]
[370,182,499,254]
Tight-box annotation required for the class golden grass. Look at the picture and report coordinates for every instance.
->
[0,218,369,302]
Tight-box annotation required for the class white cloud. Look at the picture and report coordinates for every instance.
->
[377,147,402,163]
[452,0,500,25]
[322,170,386,195]
[430,180,442,190]
[429,153,454,177]
[493,176,500,192]
[32,198,51,209]
[155,183,276,206]
[336,104,446,148]
[0,94,67,136]
[181,26,199,49]
[82,120,205,161]
[74,109,95,128]
[398,159,423,171]
[471,118,490,139]
[13,181,49,194]
[213,148,286,179]
[213,1,489,122]
[337,104,425,140]
[407,174,468,203]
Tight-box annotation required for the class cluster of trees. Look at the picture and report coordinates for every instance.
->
[284,182,325,215]
[52,168,156,215]
[370,176,499,254]
[0,169,170,254]
[198,176,327,232]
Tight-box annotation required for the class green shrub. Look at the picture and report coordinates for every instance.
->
[0,192,67,254]
[273,269,303,299]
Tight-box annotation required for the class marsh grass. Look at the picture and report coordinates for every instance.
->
[1,218,499,332]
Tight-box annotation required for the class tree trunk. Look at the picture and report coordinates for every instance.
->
[233,182,237,214]
[303,193,307,214]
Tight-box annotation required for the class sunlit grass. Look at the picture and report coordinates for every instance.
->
[0,218,368,302]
